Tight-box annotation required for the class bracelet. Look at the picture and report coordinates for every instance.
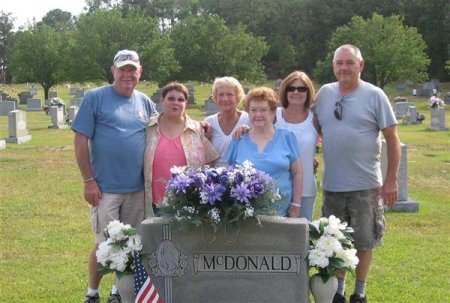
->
[290,203,301,208]
[84,177,95,183]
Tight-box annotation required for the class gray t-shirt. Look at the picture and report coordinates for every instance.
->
[312,81,397,192]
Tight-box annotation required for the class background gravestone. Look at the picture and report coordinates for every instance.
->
[5,110,32,144]
[29,87,38,96]
[74,89,84,98]
[203,97,219,115]
[0,139,5,150]
[428,107,449,131]
[49,106,68,129]
[19,91,32,104]
[68,106,79,124]
[27,99,42,111]
[393,102,415,119]
[48,91,58,98]
[141,216,310,303]
[0,101,16,116]
[381,141,418,212]
[70,98,83,107]
[404,106,417,125]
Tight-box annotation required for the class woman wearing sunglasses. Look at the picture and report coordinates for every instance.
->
[276,71,320,221]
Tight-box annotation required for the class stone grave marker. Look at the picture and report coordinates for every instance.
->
[381,141,418,212]
[69,87,78,95]
[29,87,38,96]
[0,140,5,150]
[0,101,16,116]
[5,110,32,144]
[428,107,449,131]
[27,98,42,111]
[393,102,415,119]
[49,106,68,129]
[444,92,450,105]
[74,89,85,98]
[70,98,83,107]
[141,215,310,303]
[203,97,219,115]
[404,105,418,125]
[19,91,32,104]
[68,106,79,124]
[48,91,58,98]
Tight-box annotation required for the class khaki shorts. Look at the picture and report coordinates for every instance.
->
[322,188,386,250]
[91,190,145,244]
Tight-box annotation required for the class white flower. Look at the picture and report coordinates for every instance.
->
[244,206,255,218]
[170,165,187,175]
[107,220,126,241]
[316,235,343,257]
[336,248,359,269]
[208,208,221,224]
[308,248,329,268]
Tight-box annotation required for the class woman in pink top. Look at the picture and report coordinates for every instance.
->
[144,82,218,217]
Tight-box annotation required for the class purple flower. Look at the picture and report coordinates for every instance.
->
[231,183,251,203]
[234,171,244,185]
[170,174,191,193]
[201,183,226,205]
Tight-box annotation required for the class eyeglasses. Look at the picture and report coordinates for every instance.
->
[286,86,308,93]
[334,97,344,120]
[165,96,187,103]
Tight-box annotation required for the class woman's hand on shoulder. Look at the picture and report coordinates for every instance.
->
[232,124,251,139]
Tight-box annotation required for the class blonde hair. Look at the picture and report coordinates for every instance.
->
[212,77,245,104]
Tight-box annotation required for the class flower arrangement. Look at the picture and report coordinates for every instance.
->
[96,220,143,277]
[429,95,444,108]
[308,215,359,283]
[160,161,280,231]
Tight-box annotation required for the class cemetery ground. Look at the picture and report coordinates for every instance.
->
[0,82,449,302]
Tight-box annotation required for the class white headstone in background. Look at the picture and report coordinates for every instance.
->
[203,98,219,115]
[49,106,68,129]
[393,102,415,119]
[381,141,418,212]
[0,101,16,116]
[428,107,449,131]
[0,140,5,150]
[68,106,79,123]
[70,98,83,107]
[405,106,417,125]
[5,110,32,144]
[27,98,43,111]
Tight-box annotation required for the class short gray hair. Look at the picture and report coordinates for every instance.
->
[333,44,363,61]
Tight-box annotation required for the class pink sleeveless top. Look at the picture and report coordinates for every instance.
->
[152,134,187,204]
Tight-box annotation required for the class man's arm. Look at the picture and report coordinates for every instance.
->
[381,125,401,207]
[74,132,102,206]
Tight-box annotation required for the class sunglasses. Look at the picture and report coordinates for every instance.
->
[286,86,308,93]
[334,97,344,120]
[114,54,139,63]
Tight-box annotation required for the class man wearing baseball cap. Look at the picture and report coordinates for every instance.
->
[72,50,157,303]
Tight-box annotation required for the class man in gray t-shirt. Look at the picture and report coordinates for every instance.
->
[312,44,400,303]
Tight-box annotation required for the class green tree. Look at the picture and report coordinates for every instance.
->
[66,7,178,85]
[170,15,268,83]
[313,13,430,88]
[8,24,65,99]
[0,11,15,83]
[38,9,76,31]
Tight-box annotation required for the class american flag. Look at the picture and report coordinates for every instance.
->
[133,251,162,303]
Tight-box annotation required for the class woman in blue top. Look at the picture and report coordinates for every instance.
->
[227,87,303,217]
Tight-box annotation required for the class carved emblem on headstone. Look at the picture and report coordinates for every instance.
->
[149,240,188,277]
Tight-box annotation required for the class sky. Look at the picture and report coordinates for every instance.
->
[2,0,87,30]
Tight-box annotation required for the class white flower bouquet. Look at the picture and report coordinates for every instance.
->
[308,215,359,283]
[160,161,280,232]
[96,220,143,277]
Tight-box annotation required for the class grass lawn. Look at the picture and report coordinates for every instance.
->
[0,81,449,302]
